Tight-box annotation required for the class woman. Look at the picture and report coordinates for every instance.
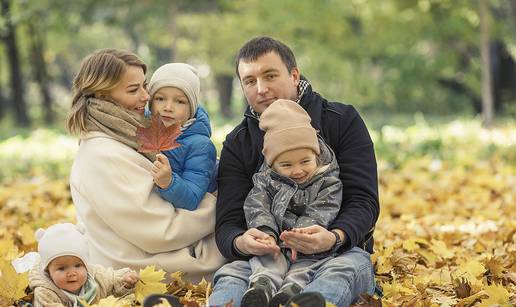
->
[67,49,225,282]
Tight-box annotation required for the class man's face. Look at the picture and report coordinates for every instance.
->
[238,52,300,114]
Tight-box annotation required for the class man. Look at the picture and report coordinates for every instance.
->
[210,37,379,307]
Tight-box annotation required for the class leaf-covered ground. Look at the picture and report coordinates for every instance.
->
[0,119,514,306]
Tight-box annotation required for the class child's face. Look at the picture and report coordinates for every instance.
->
[151,87,191,127]
[48,255,88,294]
[272,148,318,184]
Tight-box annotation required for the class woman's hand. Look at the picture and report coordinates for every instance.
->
[151,153,172,189]
[235,228,280,258]
[280,225,340,256]
[122,270,139,288]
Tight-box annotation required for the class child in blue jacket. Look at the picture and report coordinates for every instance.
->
[147,63,217,210]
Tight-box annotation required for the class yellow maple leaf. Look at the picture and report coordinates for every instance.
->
[18,224,36,246]
[430,239,454,259]
[0,239,20,268]
[478,284,511,307]
[453,260,486,286]
[458,291,487,306]
[79,295,132,307]
[135,265,168,304]
[417,249,437,266]
[402,239,420,252]
[483,257,506,279]
[0,262,29,305]
[381,281,414,299]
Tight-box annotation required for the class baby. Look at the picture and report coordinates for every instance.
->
[29,223,139,306]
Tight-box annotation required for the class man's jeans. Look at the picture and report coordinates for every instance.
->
[208,247,375,307]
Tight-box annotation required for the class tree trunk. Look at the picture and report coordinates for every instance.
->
[215,74,234,118]
[0,61,4,119]
[28,18,54,124]
[1,0,29,126]
[55,54,73,88]
[479,0,494,127]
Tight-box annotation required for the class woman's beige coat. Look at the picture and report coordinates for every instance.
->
[70,132,225,283]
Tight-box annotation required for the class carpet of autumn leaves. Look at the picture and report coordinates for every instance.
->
[0,119,515,306]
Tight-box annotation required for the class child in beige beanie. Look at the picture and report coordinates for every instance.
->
[147,63,217,211]
[238,99,343,307]
[29,223,139,306]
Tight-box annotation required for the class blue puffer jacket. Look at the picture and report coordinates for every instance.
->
[158,105,217,210]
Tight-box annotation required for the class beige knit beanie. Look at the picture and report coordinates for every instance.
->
[148,63,200,118]
[260,99,320,165]
[35,223,90,271]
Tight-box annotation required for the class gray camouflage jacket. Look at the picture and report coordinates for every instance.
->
[244,138,342,241]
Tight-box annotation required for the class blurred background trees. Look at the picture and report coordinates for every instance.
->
[0,0,514,130]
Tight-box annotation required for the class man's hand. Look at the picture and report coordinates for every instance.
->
[151,153,172,189]
[280,225,341,256]
[122,270,139,288]
[235,228,280,258]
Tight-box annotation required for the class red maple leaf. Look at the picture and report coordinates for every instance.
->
[136,113,182,153]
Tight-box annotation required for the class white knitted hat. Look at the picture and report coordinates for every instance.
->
[35,223,90,271]
[148,63,200,118]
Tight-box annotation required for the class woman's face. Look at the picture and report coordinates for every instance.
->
[107,65,149,114]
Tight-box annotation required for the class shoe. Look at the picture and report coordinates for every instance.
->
[286,291,325,307]
[241,276,274,307]
[143,294,182,307]
[269,282,302,307]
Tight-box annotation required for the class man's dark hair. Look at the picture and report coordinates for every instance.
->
[235,36,297,79]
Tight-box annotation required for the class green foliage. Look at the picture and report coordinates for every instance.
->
[0,129,77,182]
[1,117,513,184]
[0,0,515,126]
[371,116,516,169]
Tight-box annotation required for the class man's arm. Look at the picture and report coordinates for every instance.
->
[328,105,379,251]
[215,137,251,260]
[215,131,281,260]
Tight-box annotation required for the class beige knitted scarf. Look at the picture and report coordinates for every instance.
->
[84,97,154,160]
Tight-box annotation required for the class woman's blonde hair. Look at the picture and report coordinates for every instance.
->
[66,49,147,135]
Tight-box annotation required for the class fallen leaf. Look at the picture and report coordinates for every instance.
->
[135,265,168,304]
[478,284,511,306]
[0,262,29,305]
[136,113,182,154]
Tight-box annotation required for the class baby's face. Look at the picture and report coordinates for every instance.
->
[48,255,87,294]
[151,87,191,127]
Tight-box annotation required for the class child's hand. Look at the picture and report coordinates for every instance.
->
[122,270,139,288]
[256,235,280,259]
[151,153,172,189]
[256,235,277,247]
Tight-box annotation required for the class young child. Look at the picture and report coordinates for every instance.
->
[147,63,217,211]
[241,99,343,307]
[29,223,139,307]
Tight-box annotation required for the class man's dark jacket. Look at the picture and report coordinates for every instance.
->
[215,83,379,261]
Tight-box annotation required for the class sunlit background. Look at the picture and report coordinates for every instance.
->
[0,1,514,305]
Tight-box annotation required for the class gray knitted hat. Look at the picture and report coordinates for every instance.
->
[148,63,200,118]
